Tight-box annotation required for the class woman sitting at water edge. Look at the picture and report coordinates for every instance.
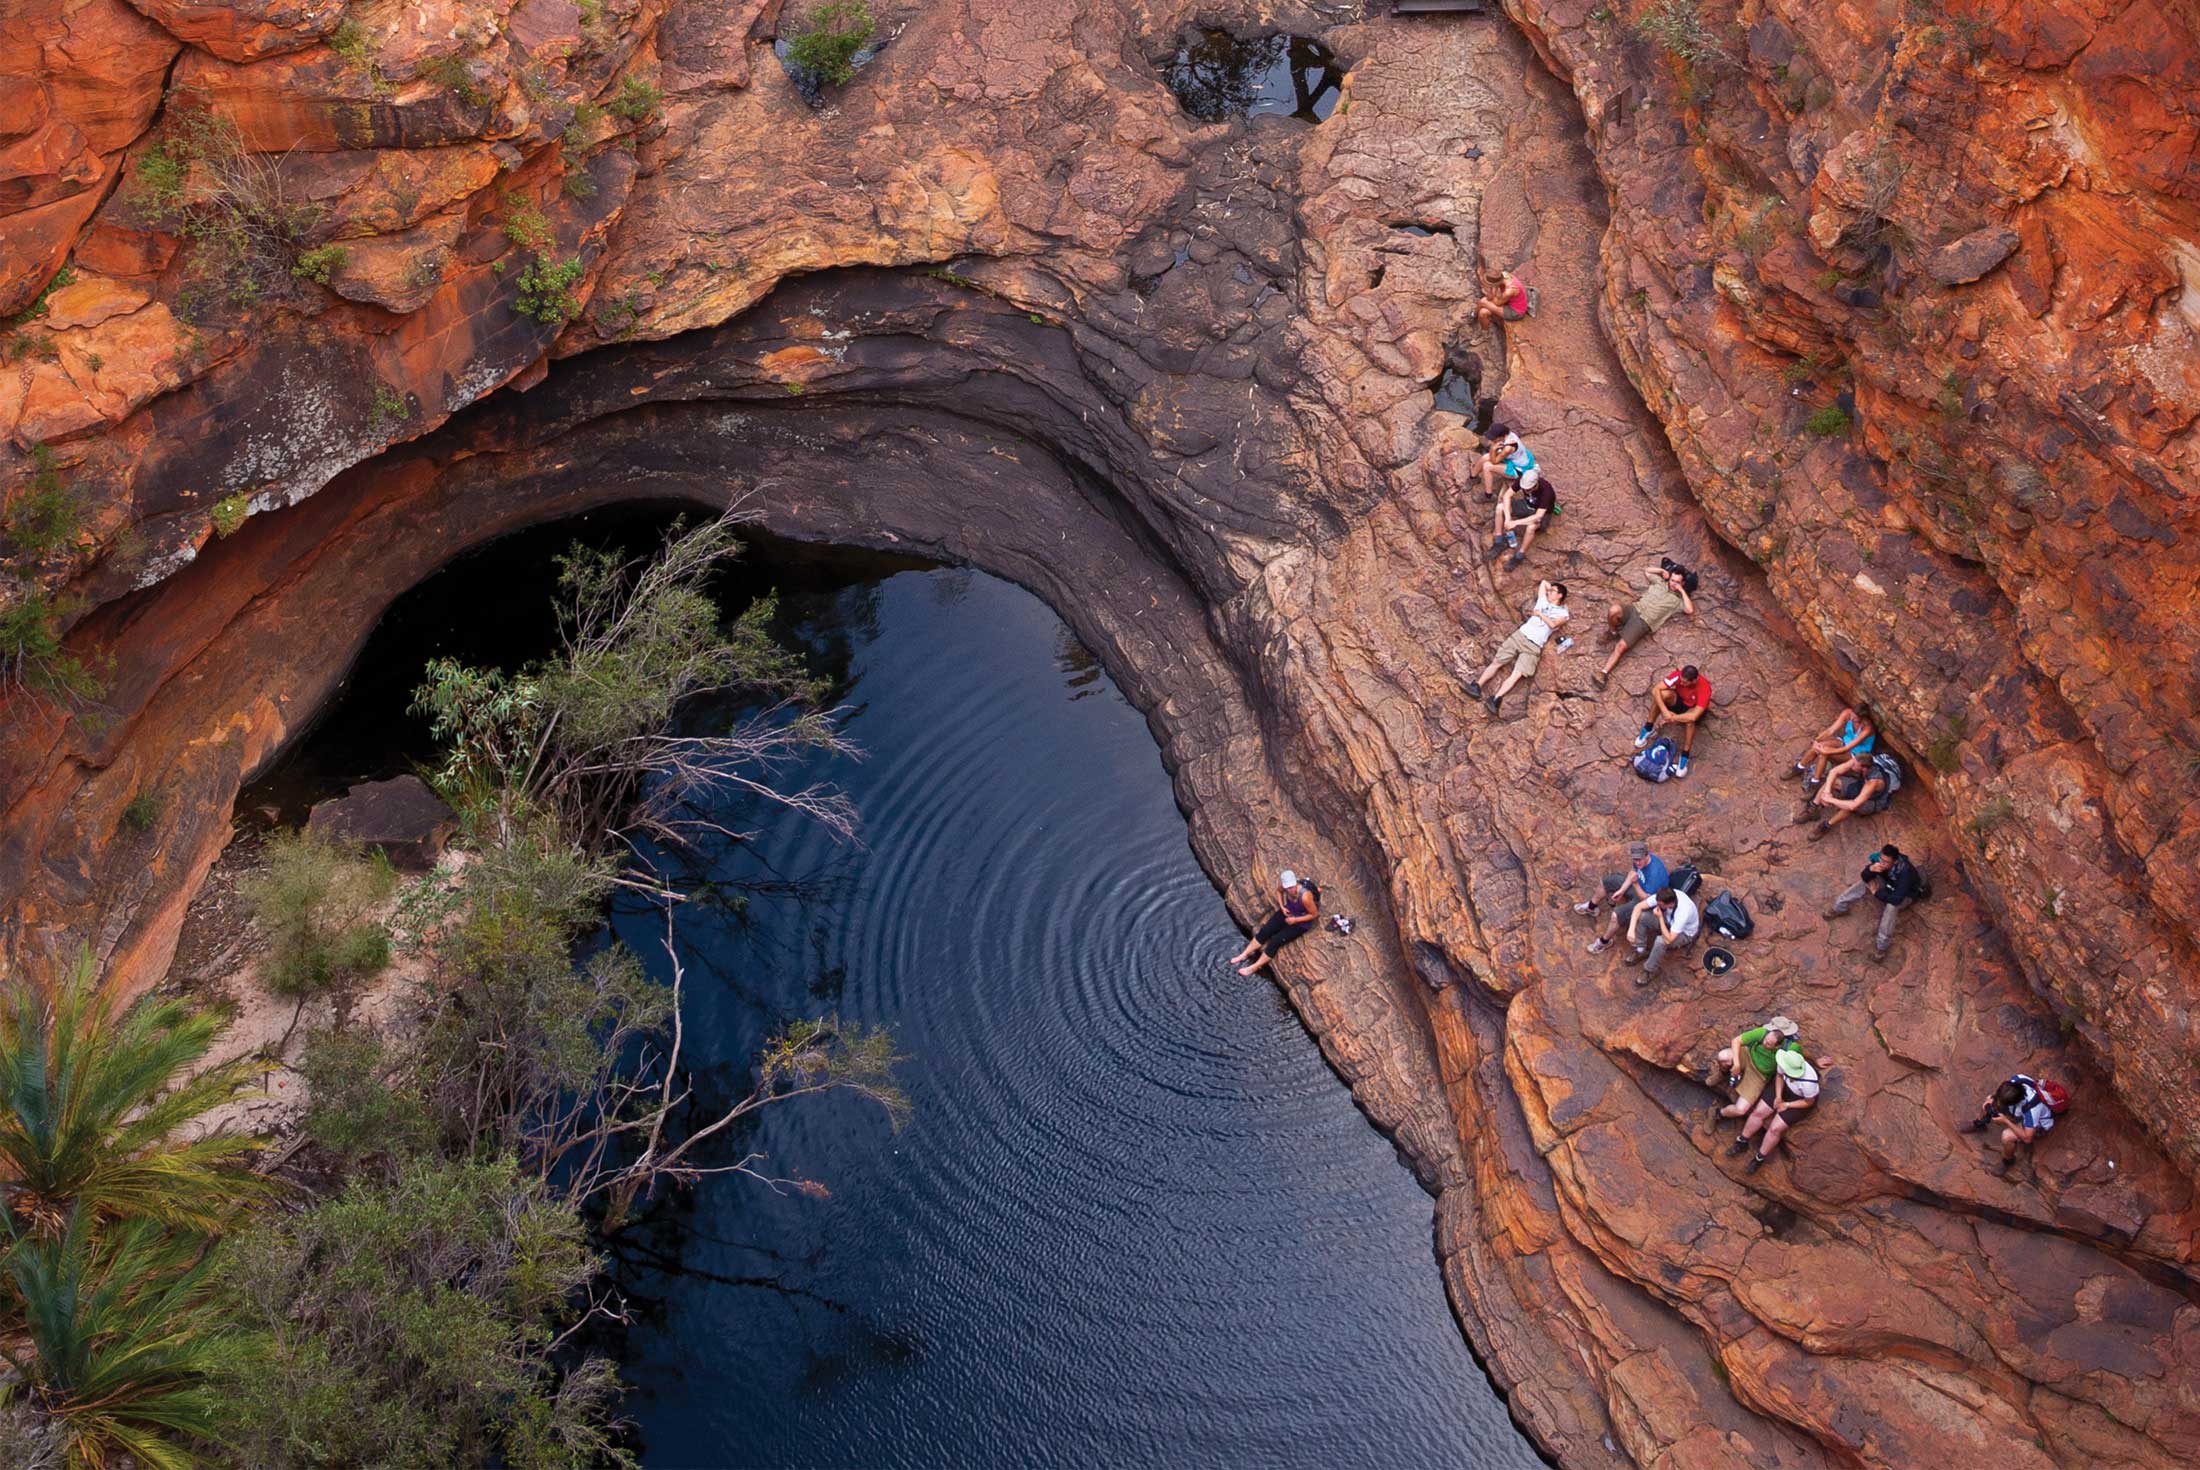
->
[1231,869,1320,976]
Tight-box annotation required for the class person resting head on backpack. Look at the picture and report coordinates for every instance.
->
[1594,561,1697,687]
[1798,750,1901,840]
[1961,1074,2065,1175]
[1634,664,1711,779]
[1229,869,1321,977]
[1824,843,1920,962]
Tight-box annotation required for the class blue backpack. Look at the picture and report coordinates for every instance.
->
[1633,736,1679,783]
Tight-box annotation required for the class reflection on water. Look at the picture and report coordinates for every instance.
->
[1161,31,1345,124]
[609,567,1542,1469]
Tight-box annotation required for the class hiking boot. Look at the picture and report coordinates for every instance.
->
[1634,969,1658,987]
[1572,900,1597,916]
[1791,762,1809,780]
[1870,942,1891,965]
[1502,551,1525,571]
[1485,536,1508,562]
[1744,1151,1769,1175]
[1465,678,1483,699]
[1960,1118,1989,1134]
[1673,754,1690,779]
[1794,806,1820,826]
[1587,937,1610,955]
[1990,1155,2012,1176]
[1634,724,1654,749]
[1592,667,1609,689]
[1807,821,1833,842]
[1484,694,1503,716]
[1630,945,1649,960]
[1727,1136,1753,1157]
[1821,905,1846,920]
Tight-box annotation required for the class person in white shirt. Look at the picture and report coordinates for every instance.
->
[1624,884,1698,984]
[1461,581,1569,715]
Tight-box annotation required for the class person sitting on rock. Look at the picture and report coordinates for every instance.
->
[1729,1048,1825,1173]
[1573,840,1668,926]
[1824,842,1920,962]
[1793,703,1876,788]
[1961,1075,2056,1176]
[1593,561,1696,687]
[1796,750,1902,841]
[1473,265,1530,328]
[1633,664,1712,779]
[1476,425,1539,500]
[1594,884,1698,983]
[1711,1015,1801,1126]
[1462,581,1569,716]
[1488,469,1555,571]
[1230,868,1320,977]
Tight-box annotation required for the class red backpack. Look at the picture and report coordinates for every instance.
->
[2017,1075,2071,1114]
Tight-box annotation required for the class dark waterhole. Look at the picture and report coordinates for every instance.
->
[246,511,1541,1469]
[1161,31,1344,124]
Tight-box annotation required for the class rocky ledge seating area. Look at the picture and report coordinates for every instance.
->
[1,3,2195,1469]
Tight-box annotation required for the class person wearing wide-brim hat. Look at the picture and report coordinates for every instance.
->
[1728,1047,1827,1172]
[1229,868,1320,977]
[1711,1014,1801,1125]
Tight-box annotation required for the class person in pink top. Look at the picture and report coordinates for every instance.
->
[1474,266,1530,328]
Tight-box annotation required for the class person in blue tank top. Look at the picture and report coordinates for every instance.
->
[1792,703,1876,789]
[1475,425,1539,499]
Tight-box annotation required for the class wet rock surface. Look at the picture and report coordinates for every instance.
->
[1,4,2196,1469]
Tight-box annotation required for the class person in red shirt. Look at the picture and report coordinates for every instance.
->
[1633,664,1711,778]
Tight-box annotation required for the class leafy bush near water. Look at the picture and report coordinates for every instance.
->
[786,0,877,87]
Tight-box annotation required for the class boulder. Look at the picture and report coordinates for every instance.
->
[305,775,455,870]
[1926,225,2023,286]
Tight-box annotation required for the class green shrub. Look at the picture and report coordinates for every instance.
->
[5,265,76,330]
[1636,0,1723,65]
[785,0,876,87]
[6,445,79,557]
[368,383,409,429]
[0,593,100,702]
[422,53,489,109]
[1969,796,2017,841]
[608,75,662,122]
[329,17,371,66]
[135,146,189,217]
[296,1027,431,1164]
[122,789,163,832]
[1804,404,1852,436]
[243,830,397,1001]
[515,254,585,325]
[209,491,252,538]
[291,243,348,283]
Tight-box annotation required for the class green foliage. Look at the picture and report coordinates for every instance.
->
[422,53,489,109]
[215,1156,630,1470]
[4,266,76,331]
[122,788,164,833]
[328,18,372,67]
[208,492,251,539]
[515,254,586,326]
[6,445,80,558]
[504,199,554,252]
[1969,795,2017,840]
[0,592,101,704]
[3,1210,248,1469]
[133,111,324,310]
[0,947,271,1236]
[1635,0,1723,66]
[296,1027,431,1165]
[785,0,876,87]
[1804,404,1852,436]
[290,244,348,284]
[1925,714,1967,773]
[570,99,604,134]
[608,75,662,122]
[135,147,189,217]
[242,831,396,1003]
[368,383,410,430]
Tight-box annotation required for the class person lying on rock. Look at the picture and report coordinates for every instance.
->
[1824,842,1919,962]
[1729,1048,1825,1173]
[1792,703,1876,788]
[1961,1076,2056,1176]
[1633,664,1712,779]
[1488,469,1555,571]
[1593,884,1699,982]
[1473,265,1531,329]
[1230,868,1320,977]
[1573,840,1668,925]
[1593,561,1696,687]
[1476,425,1539,499]
[1711,1015,1800,1126]
[1796,750,1902,841]
[1462,581,1569,715]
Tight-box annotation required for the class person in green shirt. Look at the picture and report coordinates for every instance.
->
[1594,562,1696,687]
[1711,1015,1800,1123]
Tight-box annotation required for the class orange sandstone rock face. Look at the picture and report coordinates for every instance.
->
[1,4,2198,1470]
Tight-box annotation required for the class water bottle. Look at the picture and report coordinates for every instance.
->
[1555,636,1574,652]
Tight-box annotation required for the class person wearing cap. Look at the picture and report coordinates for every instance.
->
[1594,563,1696,688]
[1616,884,1700,983]
[1461,580,1569,715]
[1712,1016,1801,1125]
[1825,843,1921,961]
[1634,664,1713,780]
[1574,841,1669,931]
[1729,1048,1826,1172]
[1476,424,1539,500]
[1488,466,1555,572]
[1229,868,1320,976]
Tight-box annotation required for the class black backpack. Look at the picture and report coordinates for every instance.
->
[1703,890,1753,939]
[1667,863,1703,897]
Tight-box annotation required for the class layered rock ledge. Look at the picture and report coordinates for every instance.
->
[2,4,2196,1468]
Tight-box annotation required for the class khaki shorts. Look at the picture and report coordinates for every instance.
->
[1736,1065,1772,1111]
[1619,610,1653,647]
[1494,628,1544,678]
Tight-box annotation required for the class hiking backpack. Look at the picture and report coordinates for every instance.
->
[2014,1074,2071,1115]
[1667,863,1703,897]
[1632,736,1678,783]
[1525,285,1540,317]
[1869,751,1904,795]
[1703,890,1754,939]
